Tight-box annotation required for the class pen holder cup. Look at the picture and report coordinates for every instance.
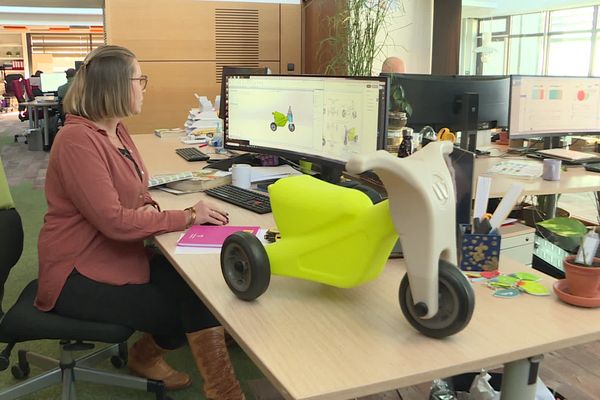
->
[459,229,501,272]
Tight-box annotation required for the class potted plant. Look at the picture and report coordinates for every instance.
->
[320,0,403,76]
[388,74,412,129]
[537,217,600,300]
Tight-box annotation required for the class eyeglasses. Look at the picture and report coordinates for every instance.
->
[131,75,148,90]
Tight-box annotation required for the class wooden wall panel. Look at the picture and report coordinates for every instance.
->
[303,0,338,74]
[105,0,301,134]
[123,61,280,134]
[106,0,279,61]
[280,4,302,73]
[432,0,461,75]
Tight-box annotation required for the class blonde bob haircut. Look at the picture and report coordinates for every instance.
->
[63,45,137,121]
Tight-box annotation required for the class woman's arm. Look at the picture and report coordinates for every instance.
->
[55,138,187,241]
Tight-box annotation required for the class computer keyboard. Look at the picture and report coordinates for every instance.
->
[205,185,272,214]
[175,147,210,162]
[584,162,600,173]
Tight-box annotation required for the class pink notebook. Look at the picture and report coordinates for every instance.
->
[177,225,260,248]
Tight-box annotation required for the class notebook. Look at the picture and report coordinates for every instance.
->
[535,148,600,163]
[177,225,260,248]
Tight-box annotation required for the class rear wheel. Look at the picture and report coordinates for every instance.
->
[399,260,474,338]
[270,122,277,131]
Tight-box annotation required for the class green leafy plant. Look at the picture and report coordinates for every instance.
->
[321,0,403,77]
[537,217,598,266]
[389,75,412,115]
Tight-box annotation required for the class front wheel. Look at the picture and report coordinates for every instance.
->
[221,232,271,301]
[288,123,295,132]
[399,260,474,338]
[270,122,277,131]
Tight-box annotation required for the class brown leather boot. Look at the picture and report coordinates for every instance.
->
[128,333,192,391]
[186,326,245,400]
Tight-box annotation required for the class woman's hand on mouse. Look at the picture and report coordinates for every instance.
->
[190,200,229,225]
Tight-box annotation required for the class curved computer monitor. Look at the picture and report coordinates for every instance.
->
[381,73,510,132]
[509,75,600,139]
[219,66,270,119]
[223,74,389,182]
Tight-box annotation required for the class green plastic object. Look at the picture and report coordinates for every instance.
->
[266,175,398,287]
[0,158,14,210]
[272,111,288,127]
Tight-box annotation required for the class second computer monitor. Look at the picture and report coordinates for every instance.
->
[509,75,600,139]
[40,72,67,93]
[224,74,388,182]
[383,73,510,132]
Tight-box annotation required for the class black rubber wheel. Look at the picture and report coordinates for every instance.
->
[288,123,295,132]
[270,122,277,131]
[11,363,30,380]
[110,355,127,368]
[399,260,475,338]
[221,232,271,301]
[0,355,9,371]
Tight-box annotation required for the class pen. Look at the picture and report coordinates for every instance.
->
[198,143,208,148]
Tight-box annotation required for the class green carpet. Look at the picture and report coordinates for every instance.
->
[0,169,264,399]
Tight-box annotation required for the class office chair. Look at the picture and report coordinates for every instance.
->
[10,79,29,123]
[0,161,170,400]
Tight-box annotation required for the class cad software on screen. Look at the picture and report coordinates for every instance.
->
[225,75,383,162]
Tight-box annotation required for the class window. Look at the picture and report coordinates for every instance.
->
[508,36,544,75]
[511,13,544,35]
[28,33,104,75]
[547,32,592,76]
[463,5,600,77]
[549,7,594,32]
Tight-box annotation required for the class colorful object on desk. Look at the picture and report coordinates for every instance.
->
[219,142,476,339]
[486,272,550,297]
[436,127,456,143]
[460,231,500,271]
[494,288,520,298]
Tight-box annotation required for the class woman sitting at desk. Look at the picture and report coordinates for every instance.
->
[35,45,244,399]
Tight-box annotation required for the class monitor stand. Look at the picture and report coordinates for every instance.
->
[318,164,344,184]
[458,92,481,155]
[543,136,562,150]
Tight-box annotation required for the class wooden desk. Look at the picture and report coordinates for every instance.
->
[475,146,600,198]
[135,135,600,400]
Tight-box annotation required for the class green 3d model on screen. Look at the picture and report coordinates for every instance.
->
[270,105,295,132]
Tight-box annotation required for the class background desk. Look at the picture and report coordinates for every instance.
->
[135,135,600,400]
[21,100,58,151]
[475,145,600,198]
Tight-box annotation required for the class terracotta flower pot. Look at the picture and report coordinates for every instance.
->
[563,255,600,298]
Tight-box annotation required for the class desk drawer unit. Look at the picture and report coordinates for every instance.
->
[499,223,535,266]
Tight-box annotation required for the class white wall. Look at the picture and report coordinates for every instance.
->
[376,0,434,74]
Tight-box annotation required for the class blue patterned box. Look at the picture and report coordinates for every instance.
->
[460,232,501,272]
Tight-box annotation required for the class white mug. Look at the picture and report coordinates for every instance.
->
[231,164,252,189]
[542,158,562,181]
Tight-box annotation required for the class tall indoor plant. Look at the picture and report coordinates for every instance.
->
[322,0,403,76]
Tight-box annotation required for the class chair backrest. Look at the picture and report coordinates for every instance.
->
[0,159,23,317]
[23,79,34,100]
[10,79,25,103]
[3,74,23,97]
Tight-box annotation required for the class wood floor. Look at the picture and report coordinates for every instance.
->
[2,112,600,399]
